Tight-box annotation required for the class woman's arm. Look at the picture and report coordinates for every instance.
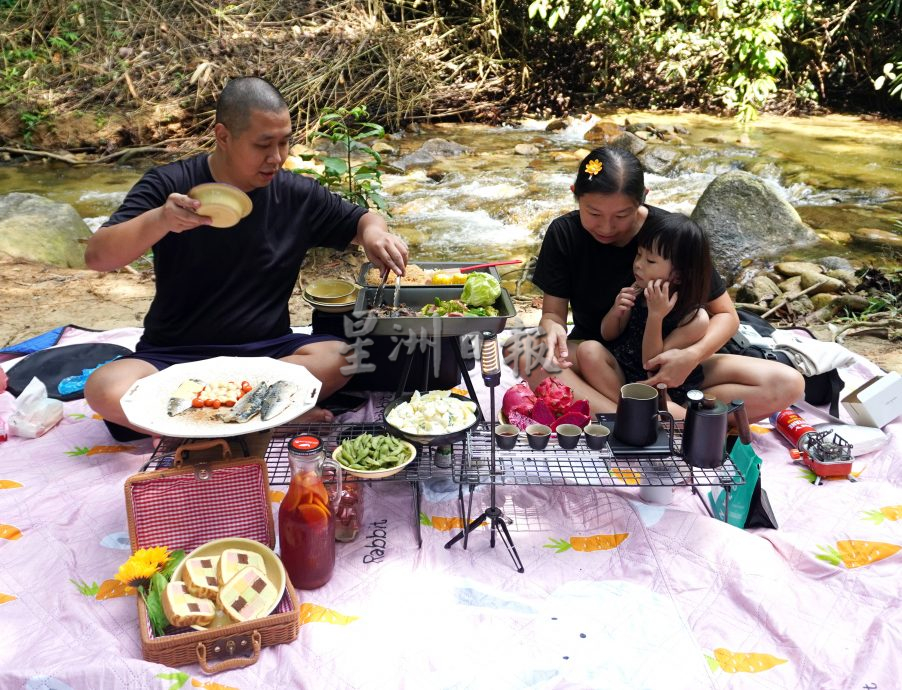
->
[643,292,738,388]
[539,294,573,370]
[661,308,710,351]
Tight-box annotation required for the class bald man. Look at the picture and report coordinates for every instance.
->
[84,77,407,440]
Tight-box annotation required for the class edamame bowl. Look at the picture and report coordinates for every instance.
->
[331,434,418,479]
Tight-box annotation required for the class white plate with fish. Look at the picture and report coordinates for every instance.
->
[120,356,322,438]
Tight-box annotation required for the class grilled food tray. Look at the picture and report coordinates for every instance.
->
[353,285,515,336]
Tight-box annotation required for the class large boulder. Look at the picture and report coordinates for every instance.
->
[0,193,91,267]
[690,171,817,276]
[637,145,681,175]
[390,137,474,172]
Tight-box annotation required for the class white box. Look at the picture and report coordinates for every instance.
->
[842,371,902,428]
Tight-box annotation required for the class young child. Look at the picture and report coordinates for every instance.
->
[577,212,712,404]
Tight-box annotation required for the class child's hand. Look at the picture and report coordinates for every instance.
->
[614,285,639,315]
[645,279,677,320]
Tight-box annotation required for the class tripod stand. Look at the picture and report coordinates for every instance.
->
[444,332,524,573]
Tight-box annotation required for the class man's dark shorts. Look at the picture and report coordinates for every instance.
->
[105,332,344,441]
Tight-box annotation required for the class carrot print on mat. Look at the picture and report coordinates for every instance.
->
[299,602,358,626]
[706,648,788,673]
[816,539,901,568]
[419,512,478,531]
[862,505,902,524]
[0,524,22,540]
[66,444,136,457]
[545,533,629,552]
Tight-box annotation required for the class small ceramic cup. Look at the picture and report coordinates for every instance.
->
[555,423,582,450]
[494,424,519,450]
[639,485,673,505]
[525,424,552,451]
[584,423,611,451]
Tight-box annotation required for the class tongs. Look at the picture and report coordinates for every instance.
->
[371,268,389,309]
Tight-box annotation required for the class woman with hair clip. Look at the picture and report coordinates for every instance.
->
[519,146,803,421]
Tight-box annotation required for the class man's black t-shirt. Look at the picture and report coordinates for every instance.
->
[103,155,366,346]
[532,205,726,342]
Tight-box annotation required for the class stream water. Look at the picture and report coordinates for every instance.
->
[1,110,900,272]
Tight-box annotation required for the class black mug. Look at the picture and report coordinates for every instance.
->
[613,383,661,447]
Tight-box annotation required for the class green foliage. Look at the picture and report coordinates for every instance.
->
[20,110,50,145]
[528,0,799,122]
[874,61,902,99]
[289,105,389,213]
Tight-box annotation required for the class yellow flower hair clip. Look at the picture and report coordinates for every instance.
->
[584,159,603,179]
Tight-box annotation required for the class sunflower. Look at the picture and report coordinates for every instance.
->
[114,546,172,590]
[584,159,603,178]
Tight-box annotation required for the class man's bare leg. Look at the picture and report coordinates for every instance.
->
[282,339,353,423]
[84,358,159,434]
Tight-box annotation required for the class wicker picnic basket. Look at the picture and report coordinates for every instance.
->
[124,439,299,673]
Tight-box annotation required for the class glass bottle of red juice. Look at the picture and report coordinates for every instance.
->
[278,435,342,589]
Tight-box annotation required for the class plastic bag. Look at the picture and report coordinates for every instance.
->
[708,440,777,529]
[8,376,64,439]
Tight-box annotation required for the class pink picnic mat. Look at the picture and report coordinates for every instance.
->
[1,325,900,689]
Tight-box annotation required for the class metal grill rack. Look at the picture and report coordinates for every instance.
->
[143,423,457,485]
[453,422,744,490]
[142,422,462,547]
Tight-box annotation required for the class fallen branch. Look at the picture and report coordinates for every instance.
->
[0,145,172,165]
[831,318,902,343]
[761,279,827,319]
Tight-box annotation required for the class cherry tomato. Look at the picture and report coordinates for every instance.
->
[225,400,236,407]
[191,399,204,408]
[212,400,221,409]
[204,399,214,407]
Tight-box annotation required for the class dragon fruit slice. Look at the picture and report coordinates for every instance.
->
[502,382,537,419]
[531,399,557,426]
[535,376,575,418]
[565,399,590,418]
[550,411,591,431]
[505,409,538,431]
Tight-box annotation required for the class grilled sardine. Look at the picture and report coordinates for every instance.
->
[260,380,297,421]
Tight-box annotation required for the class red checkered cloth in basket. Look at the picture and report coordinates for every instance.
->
[130,464,272,551]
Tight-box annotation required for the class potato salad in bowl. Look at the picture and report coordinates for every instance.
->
[383,390,479,445]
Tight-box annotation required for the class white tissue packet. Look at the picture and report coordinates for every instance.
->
[8,376,64,439]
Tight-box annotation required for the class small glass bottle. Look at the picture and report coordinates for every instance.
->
[325,463,364,543]
[278,435,342,589]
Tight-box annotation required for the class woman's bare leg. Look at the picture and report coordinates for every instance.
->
[700,353,805,422]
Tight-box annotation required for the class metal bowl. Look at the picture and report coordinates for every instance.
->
[383,391,479,446]
[304,279,358,304]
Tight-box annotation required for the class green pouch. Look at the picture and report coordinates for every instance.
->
[708,441,777,529]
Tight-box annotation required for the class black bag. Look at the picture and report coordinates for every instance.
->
[6,343,133,402]
[721,310,844,417]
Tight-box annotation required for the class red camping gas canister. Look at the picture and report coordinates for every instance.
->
[770,408,816,451]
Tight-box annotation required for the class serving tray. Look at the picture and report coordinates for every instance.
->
[352,285,515,337]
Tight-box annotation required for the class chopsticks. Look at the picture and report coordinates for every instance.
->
[459,260,523,273]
